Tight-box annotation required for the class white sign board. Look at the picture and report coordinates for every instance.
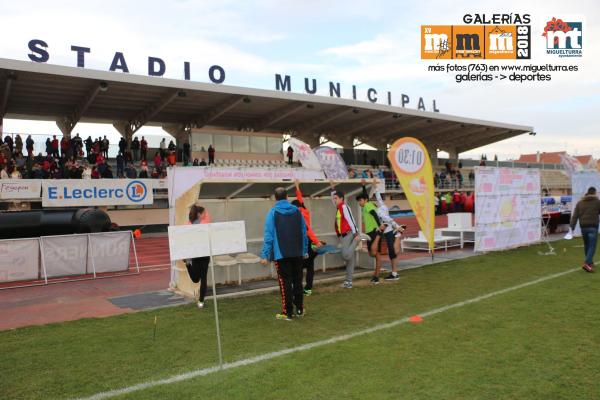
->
[168,221,247,261]
[42,179,153,207]
[474,167,541,252]
[0,180,41,199]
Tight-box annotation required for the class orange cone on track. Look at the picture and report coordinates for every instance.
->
[409,315,423,323]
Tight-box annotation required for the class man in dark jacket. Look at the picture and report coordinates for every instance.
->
[260,187,307,320]
[570,187,600,272]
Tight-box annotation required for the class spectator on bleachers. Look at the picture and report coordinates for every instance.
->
[439,171,446,188]
[91,166,99,179]
[102,165,114,179]
[199,158,207,166]
[159,138,167,160]
[453,190,463,212]
[440,194,447,214]
[348,168,357,178]
[139,164,149,178]
[14,134,23,154]
[286,146,293,164]
[101,136,109,158]
[26,135,34,158]
[131,137,140,161]
[43,138,50,156]
[50,135,59,158]
[140,136,148,161]
[151,167,160,178]
[434,194,440,215]
[445,192,453,212]
[84,136,93,156]
[456,170,463,188]
[153,151,161,169]
[183,141,190,166]
[118,137,127,155]
[434,172,439,187]
[0,164,8,179]
[208,144,215,165]
[116,152,125,176]
[168,140,176,152]
[4,134,14,153]
[82,164,92,179]
[61,136,70,158]
[125,165,137,178]
[124,149,133,165]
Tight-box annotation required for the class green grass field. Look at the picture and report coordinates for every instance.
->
[2,240,599,400]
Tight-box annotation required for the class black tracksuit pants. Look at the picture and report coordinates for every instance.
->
[303,246,317,290]
[186,257,210,302]
[275,257,303,317]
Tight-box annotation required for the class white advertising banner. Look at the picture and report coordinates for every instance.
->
[288,138,322,170]
[169,167,326,203]
[474,167,541,252]
[168,221,247,261]
[88,231,131,273]
[571,171,600,235]
[0,238,40,282]
[313,146,349,179]
[42,179,154,207]
[0,180,41,199]
[42,234,88,278]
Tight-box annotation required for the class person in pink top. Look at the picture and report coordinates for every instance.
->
[185,202,212,309]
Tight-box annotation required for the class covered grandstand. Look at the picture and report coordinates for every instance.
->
[0,57,533,161]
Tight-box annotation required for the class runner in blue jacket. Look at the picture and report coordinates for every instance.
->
[260,187,308,320]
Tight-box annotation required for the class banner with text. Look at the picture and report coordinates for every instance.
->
[0,180,41,199]
[474,167,541,252]
[313,146,349,180]
[42,179,153,207]
[0,238,40,282]
[169,166,326,203]
[387,137,435,250]
[288,138,322,170]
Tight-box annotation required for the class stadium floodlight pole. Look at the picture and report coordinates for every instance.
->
[208,228,224,369]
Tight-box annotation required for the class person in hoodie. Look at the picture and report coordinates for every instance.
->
[260,187,307,321]
[570,187,600,272]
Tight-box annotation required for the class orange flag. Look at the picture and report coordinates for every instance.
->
[387,137,435,251]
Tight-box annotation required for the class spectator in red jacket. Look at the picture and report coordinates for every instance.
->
[51,135,59,158]
[60,136,69,158]
[140,136,148,161]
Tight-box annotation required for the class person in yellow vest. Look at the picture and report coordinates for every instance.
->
[356,183,383,284]
[330,182,359,289]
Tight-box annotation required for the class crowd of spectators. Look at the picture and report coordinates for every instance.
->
[0,133,192,180]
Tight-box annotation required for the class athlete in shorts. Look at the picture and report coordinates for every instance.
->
[357,184,383,284]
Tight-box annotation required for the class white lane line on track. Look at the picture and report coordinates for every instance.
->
[76,267,578,400]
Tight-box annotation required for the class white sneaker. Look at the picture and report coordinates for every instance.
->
[341,281,353,289]
[197,301,205,309]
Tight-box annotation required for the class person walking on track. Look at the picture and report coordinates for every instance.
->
[570,187,600,272]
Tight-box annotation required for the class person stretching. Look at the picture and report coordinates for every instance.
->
[291,180,324,296]
[356,183,383,284]
[330,182,359,289]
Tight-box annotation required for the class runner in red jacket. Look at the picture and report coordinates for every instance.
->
[292,180,323,295]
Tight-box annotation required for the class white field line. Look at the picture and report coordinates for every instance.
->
[76,268,578,400]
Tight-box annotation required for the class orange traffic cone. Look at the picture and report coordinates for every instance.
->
[409,315,423,323]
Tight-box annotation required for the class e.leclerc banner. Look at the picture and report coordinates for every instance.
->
[387,137,435,251]
[42,179,153,207]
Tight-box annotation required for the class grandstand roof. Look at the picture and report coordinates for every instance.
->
[0,58,533,153]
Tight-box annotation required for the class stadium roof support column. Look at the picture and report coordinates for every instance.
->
[0,73,13,134]
[448,147,459,164]
[425,144,438,166]
[163,124,189,146]
[114,89,182,145]
[56,83,102,139]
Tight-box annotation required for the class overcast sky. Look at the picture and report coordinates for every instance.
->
[1,0,598,159]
